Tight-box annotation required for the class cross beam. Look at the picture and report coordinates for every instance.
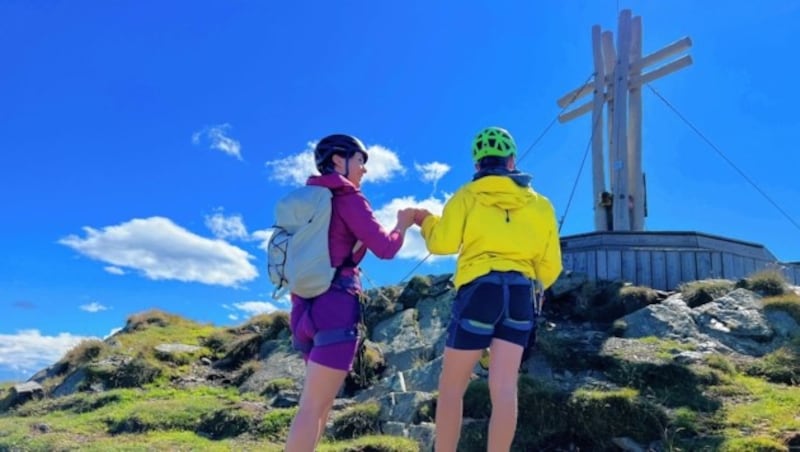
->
[557,9,692,232]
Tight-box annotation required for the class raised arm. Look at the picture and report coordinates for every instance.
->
[338,192,414,260]
[419,189,467,255]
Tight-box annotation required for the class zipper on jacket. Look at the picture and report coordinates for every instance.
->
[505,209,510,223]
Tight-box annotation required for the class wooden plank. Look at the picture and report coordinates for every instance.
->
[636,250,652,288]
[575,252,588,274]
[597,250,608,281]
[666,251,681,290]
[622,250,636,284]
[607,250,623,280]
[743,258,756,277]
[652,251,667,290]
[563,253,575,273]
[588,251,597,280]
[711,252,723,279]
[697,236,775,260]
[722,253,736,279]
[733,255,745,279]
[681,251,697,284]
[696,252,712,280]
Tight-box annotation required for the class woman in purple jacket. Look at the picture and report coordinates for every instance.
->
[285,134,415,451]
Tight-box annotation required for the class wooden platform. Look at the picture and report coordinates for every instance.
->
[560,231,800,290]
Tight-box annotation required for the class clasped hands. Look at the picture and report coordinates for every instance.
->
[396,207,433,231]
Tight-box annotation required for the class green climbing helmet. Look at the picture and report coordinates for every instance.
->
[471,126,517,162]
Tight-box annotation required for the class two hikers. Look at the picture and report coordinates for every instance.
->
[281,128,562,451]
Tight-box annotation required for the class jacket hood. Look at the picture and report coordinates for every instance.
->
[468,175,536,209]
[306,173,359,195]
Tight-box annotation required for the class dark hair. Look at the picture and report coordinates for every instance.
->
[476,156,509,170]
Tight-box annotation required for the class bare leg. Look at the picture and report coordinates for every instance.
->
[487,338,524,452]
[285,361,348,452]
[434,347,482,452]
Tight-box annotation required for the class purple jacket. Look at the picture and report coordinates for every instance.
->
[306,173,404,278]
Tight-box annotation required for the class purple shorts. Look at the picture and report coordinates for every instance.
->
[290,286,360,371]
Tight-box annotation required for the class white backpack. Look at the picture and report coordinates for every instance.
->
[267,186,361,300]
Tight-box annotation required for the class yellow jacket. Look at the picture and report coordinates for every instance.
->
[420,175,562,290]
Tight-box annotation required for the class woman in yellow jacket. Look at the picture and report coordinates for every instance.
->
[414,126,562,452]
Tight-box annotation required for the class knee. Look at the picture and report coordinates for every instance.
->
[438,377,466,401]
[489,378,517,404]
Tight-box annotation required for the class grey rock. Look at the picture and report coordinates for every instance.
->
[377,391,434,424]
[1,382,44,411]
[51,368,88,398]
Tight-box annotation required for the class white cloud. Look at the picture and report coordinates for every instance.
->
[251,228,275,252]
[414,161,451,188]
[264,144,317,186]
[104,266,125,275]
[192,123,242,160]
[363,145,405,183]
[232,301,280,316]
[205,210,248,240]
[0,330,97,379]
[372,196,450,260]
[228,314,239,321]
[80,302,108,313]
[415,161,451,196]
[59,216,258,287]
[265,142,405,186]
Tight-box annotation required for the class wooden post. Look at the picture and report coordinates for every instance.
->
[591,25,607,231]
[628,15,644,230]
[602,30,616,229]
[611,10,631,231]
[555,9,691,233]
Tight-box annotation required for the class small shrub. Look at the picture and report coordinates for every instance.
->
[344,340,386,394]
[362,286,403,333]
[568,388,666,446]
[87,356,162,389]
[737,269,787,296]
[719,436,788,452]
[705,354,737,376]
[201,331,231,354]
[262,377,295,396]
[318,435,419,452]
[234,360,263,386]
[680,279,735,307]
[610,319,628,337]
[124,310,175,331]
[330,402,380,440]
[56,339,108,375]
[240,311,290,341]
[217,333,263,370]
[763,292,800,325]
[745,338,800,385]
[257,407,297,440]
[196,408,254,439]
[398,275,433,310]
[415,397,436,424]
[462,379,490,419]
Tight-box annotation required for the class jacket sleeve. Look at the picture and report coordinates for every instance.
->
[338,191,404,260]
[534,200,563,289]
[420,188,467,255]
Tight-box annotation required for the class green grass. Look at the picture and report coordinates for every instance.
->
[763,292,800,325]
[679,279,735,307]
[737,269,789,296]
[318,435,420,452]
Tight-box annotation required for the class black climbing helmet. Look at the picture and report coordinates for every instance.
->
[314,134,369,173]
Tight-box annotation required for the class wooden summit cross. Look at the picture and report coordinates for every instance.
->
[557,9,692,232]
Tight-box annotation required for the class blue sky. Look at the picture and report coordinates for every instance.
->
[1,1,799,382]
